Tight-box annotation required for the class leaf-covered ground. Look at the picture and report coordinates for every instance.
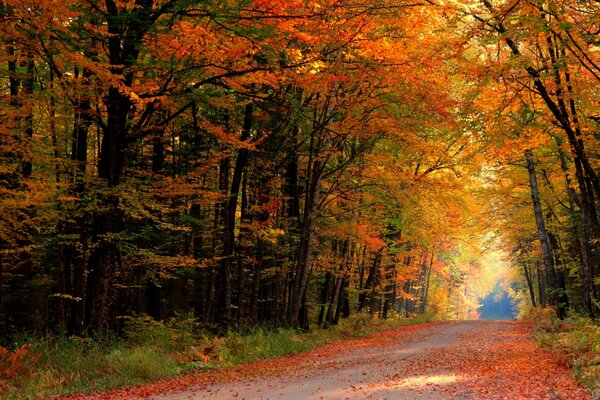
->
[61,321,591,400]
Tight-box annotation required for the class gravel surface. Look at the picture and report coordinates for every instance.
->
[148,320,590,400]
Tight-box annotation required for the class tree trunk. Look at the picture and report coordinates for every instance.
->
[554,135,594,315]
[525,149,562,316]
[334,277,350,323]
[326,238,351,324]
[358,250,381,312]
[21,52,34,178]
[215,155,231,325]
[318,272,333,326]
[68,67,94,334]
[368,252,382,316]
[537,261,546,307]
[523,261,537,308]
[85,0,158,332]
[289,153,324,328]
[222,103,253,325]
[421,250,435,314]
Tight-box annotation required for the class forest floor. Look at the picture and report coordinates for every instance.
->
[64,320,592,400]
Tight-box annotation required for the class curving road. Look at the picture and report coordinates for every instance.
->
[146,321,591,400]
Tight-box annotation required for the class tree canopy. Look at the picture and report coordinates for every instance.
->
[0,0,598,336]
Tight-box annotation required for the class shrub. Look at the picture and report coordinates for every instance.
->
[114,347,178,382]
[0,344,38,380]
[121,312,199,352]
[338,313,372,335]
[522,307,560,332]
[527,307,600,395]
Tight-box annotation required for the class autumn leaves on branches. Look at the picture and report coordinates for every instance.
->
[1,0,597,337]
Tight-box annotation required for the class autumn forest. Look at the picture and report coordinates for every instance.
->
[0,0,599,395]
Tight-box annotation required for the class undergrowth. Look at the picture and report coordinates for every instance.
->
[525,307,600,399]
[0,312,433,399]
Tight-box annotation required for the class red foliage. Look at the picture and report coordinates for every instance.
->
[435,322,591,400]
[0,343,38,381]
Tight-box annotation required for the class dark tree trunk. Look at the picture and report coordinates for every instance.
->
[368,252,382,316]
[537,261,546,307]
[83,1,157,332]
[318,272,333,326]
[525,149,563,317]
[65,67,94,334]
[326,238,351,324]
[554,135,594,315]
[420,250,434,314]
[221,103,253,325]
[86,86,130,332]
[548,232,569,313]
[335,277,350,322]
[215,155,231,325]
[289,157,324,329]
[21,53,33,178]
[358,250,381,312]
[523,261,537,308]
[237,170,250,324]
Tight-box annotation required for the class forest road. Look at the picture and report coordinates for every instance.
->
[144,321,590,400]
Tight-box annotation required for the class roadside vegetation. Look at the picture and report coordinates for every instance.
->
[0,313,433,399]
[527,307,600,398]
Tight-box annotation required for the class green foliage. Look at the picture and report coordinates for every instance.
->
[0,335,178,399]
[339,312,373,332]
[221,328,316,365]
[107,347,179,383]
[121,312,199,352]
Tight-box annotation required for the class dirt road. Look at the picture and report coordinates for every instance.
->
[73,321,591,400]
[139,321,589,400]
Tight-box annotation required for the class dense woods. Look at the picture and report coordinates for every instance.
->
[0,0,598,341]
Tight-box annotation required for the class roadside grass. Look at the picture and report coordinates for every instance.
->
[526,307,600,398]
[0,312,433,399]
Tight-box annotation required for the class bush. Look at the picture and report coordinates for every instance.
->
[122,312,199,352]
[338,313,373,335]
[522,307,560,332]
[0,344,39,396]
[220,328,313,365]
[526,307,600,395]
[112,347,178,382]
[0,344,38,380]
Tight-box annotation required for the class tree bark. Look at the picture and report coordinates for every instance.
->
[358,250,381,312]
[326,238,351,324]
[420,250,435,314]
[221,103,253,325]
[523,261,537,308]
[289,161,323,328]
[525,149,562,316]
[554,135,594,315]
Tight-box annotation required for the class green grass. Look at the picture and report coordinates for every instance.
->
[1,336,180,399]
[0,312,434,399]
